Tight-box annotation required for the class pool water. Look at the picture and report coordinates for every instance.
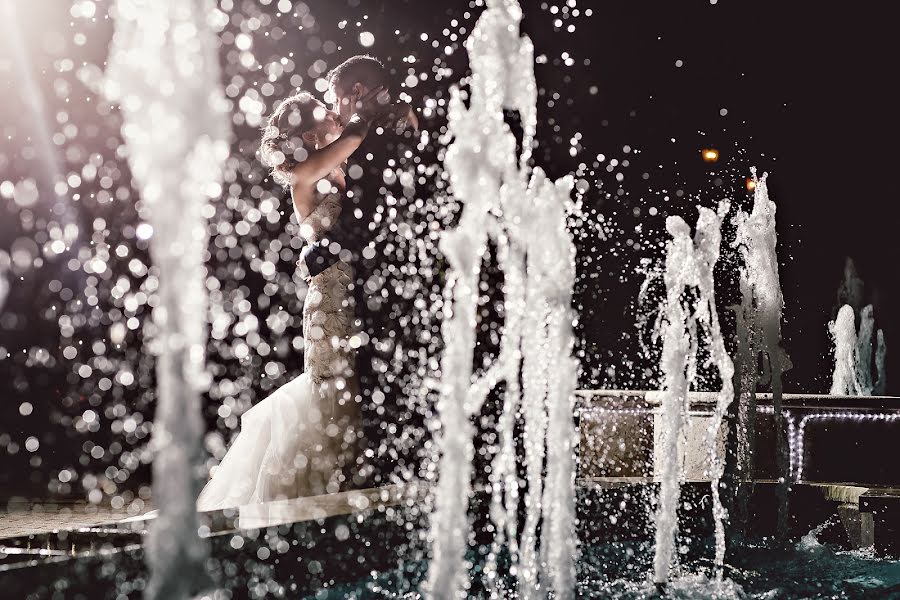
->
[2,487,898,599]
[319,532,900,599]
[575,537,900,599]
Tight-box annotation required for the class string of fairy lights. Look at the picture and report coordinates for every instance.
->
[580,402,899,483]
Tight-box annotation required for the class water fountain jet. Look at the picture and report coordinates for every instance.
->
[425,1,578,597]
[105,1,230,597]
[651,201,733,585]
[727,170,792,539]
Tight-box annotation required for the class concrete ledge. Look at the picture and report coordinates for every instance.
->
[576,390,900,486]
[577,389,900,410]
[860,488,900,556]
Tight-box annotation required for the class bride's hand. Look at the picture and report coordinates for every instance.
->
[389,102,419,133]
[356,88,418,133]
[355,86,391,122]
[373,101,419,134]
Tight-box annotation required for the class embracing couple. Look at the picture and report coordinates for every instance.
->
[197,55,417,511]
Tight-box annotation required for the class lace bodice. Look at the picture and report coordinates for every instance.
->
[297,193,357,388]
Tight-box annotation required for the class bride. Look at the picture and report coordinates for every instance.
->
[197,86,391,510]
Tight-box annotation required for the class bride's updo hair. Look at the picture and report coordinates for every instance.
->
[260,91,320,187]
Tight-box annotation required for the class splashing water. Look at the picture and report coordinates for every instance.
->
[425,0,578,597]
[731,170,791,537]
[651,216,696,587]
[651,201,733,585]
[829,305,860,396]
[836,257,864,315]
[533,169,579,599]
[874,329,887,395]
[829,258,886,397]
[727,270,758,536]
[839,301,887,397]
[105,0,231,597]
[693,204,736,580]
[856,304,875,395]
[827,302,887,398]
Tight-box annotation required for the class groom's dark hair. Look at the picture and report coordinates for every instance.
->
[327,55,388,93]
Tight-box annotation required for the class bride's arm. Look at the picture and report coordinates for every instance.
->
[290,115,368,219]
[291,86,386,186]
[291,116,370,187]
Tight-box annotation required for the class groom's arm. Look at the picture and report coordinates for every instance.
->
[298,223,351,279]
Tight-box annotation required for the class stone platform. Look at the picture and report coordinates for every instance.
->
[576,390,900,486]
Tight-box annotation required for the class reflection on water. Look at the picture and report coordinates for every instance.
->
[2,485,898,598]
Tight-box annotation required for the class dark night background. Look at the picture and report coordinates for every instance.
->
[0,0,896,503]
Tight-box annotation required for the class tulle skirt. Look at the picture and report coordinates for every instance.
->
[197,372,361,512]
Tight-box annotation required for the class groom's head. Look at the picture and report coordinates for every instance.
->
[327,55,388,125]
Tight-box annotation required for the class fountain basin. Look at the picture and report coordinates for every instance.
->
[2,481,898,598]
[577,390,900,486]
[2,393,898,596]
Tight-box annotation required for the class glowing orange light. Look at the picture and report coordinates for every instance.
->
[701,148,719,163]
[745,178,756,191]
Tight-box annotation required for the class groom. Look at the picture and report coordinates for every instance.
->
[301,54,418,487]
[298,54,416,278]
[327,54,418,133]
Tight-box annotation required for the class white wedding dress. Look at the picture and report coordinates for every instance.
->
[197,193,362,511]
